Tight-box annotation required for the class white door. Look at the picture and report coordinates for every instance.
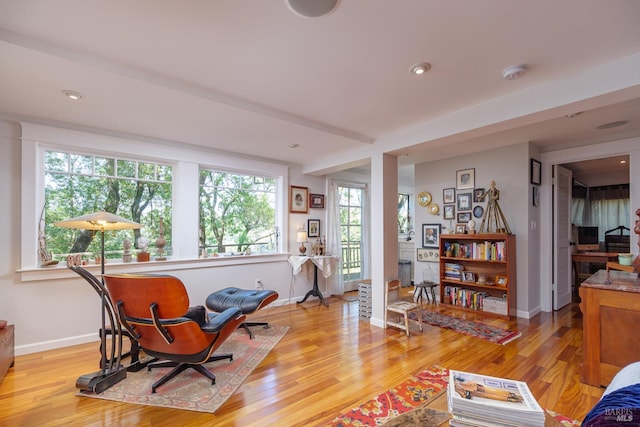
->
[554,165,573,310]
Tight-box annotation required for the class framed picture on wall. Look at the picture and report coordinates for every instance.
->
[310,193,325,209]
[308,219,320,238]
[417,248,439,262]
[443,188,455,204]
[530,159,541,185]
[457,192,472,211]
[289,185,309,213]
[422,223,441,248]
[443,204,455,220]
[456,168,475,190]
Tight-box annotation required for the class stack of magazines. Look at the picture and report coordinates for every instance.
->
[447,370,545,427]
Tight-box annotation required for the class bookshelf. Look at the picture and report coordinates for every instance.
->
[439,233,516,319]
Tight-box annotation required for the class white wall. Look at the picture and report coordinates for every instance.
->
[0,119,327,355]
[414,142,535,317]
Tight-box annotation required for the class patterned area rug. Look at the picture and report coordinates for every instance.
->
[323,366,582,427]
[78,324,288,413]
[323,365,450,427]
[412,310,522,345]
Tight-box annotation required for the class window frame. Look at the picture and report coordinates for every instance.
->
[19,122,288,282]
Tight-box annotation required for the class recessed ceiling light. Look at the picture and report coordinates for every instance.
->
[596,120,628,130]
[620,160,627,164]
[502,64,527,80]
[288,143,299,148]
[566,112,584,118]
[410,63,431,76]
[62,90,83,100]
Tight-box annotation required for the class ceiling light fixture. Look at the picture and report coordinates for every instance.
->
[620,160,627,164]
[285,0,341,18]
[597,120,628,130]
[288,143,299,148]
[62,90,83,100]
[502,64,528,80]
[410,63,431,76]
[566,112,584,118]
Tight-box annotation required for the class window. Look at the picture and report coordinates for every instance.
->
[199,169,277,255]
[339,186,363,282]
[44,149,172,260]
[398,193,410,233]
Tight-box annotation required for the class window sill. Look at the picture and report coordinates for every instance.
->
[18,253,291,282]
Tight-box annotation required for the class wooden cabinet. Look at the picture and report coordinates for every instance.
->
[0,324,15,383]
[439,234,516,319]
[579,270,640,387]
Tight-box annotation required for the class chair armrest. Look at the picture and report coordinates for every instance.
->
[184,305,207,326]
[202,307,244,333]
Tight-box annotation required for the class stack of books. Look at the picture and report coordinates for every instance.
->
[447,370,545,427]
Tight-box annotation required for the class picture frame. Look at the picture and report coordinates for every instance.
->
[473,205,484,218]
[307,219,320,238]
[417,248,439,262]
[457,212,471,223]
[532,186,539,207]
[443,188,455,204]
[530,159,541,185]
[455,224,467,234]
[443,204,455,220]
[422,223,441,248]
[456,192,472,211]
[310,193,325,209]
[462,271,476,282]
[473,188,485,203]
[289,185,309,213]
[495,275,508,286]
[456,168,475,190]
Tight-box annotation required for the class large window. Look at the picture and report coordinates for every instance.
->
[199,169,277,255]
[339,186,363,282]
[44,149,172,261]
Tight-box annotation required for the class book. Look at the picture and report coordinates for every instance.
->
[447,370,545,427]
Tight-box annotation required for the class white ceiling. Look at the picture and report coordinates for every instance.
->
[1,0,639,174]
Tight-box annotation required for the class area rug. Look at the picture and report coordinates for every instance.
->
[323,366,582,427]
[78,324,288,413]
[323,365,450,427]
[412,310,522,345]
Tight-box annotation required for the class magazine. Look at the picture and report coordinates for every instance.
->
[447,370,545,427]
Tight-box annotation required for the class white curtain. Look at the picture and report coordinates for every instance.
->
[361,184,371,281]
[327,181,343,295]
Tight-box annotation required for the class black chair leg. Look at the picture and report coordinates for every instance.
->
[149,353,233,393]
[239,321,270,339]
[151,363,191,393]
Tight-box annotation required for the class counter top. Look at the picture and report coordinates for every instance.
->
[582,269,640,293]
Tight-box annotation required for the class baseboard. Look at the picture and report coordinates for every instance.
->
[15,333,98,356]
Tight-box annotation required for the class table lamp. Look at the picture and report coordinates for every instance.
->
[296,230,308,255]
[54,211,141,393]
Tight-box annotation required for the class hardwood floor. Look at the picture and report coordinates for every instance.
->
[0,292,603,426]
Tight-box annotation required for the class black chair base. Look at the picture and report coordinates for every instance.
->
[240,321,271,339]
[147,353,233,393]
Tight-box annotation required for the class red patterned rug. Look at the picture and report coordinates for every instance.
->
[323,366,582,427]
[412,310,522,345]
[78,324,288,413]
[323,365,449,426]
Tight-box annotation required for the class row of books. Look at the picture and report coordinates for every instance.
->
[442,286,492,311]
[444,263,464,280]
[444,241,507,261]
[448,370,545,427]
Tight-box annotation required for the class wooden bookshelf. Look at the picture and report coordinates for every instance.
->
[439,233,516,319]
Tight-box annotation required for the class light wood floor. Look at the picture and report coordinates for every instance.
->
[0,291,603,426]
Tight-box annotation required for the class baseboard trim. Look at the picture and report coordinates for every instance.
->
[15,333,98,356]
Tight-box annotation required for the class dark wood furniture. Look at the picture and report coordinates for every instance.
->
[571,252,618,286]
[579,269,640,387]
[0,324,15,383]
[439,233,516,319]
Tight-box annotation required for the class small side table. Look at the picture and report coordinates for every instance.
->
[0,324,15,383]
[414,281,437,305]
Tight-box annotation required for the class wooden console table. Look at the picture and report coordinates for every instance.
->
[579,270,640,387]
[0,324,15,383]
